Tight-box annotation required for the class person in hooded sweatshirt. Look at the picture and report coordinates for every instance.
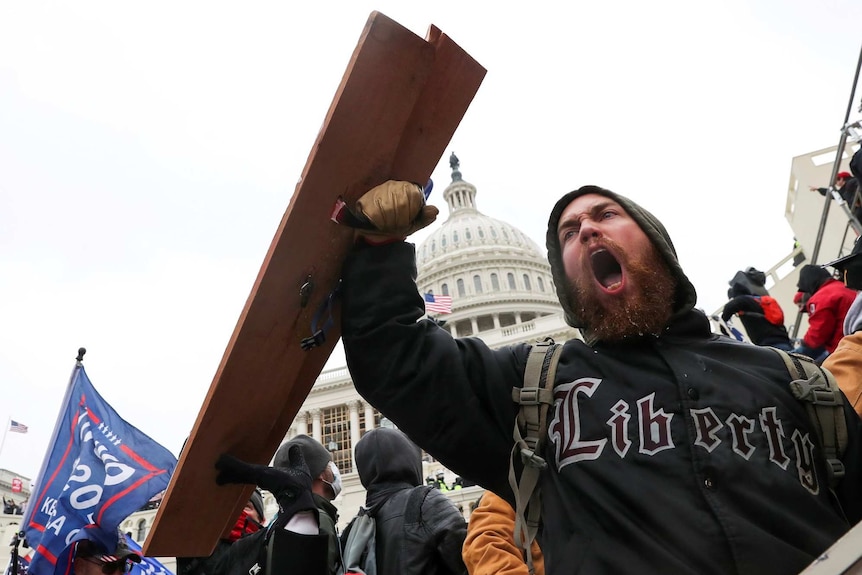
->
[338,180,862,575]
[794,263,857,361]
[343,427,468,575]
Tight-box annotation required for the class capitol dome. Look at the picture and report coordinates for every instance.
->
[416,154,573,343]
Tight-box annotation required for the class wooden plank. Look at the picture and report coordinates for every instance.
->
[799,519,862,574]
[143,11,485,558]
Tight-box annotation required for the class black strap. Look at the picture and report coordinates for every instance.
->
[301,281,342,350]
[403,485,433,524]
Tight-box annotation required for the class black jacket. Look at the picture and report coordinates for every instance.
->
[721,295,791,347]
[341,241,862,575]
[344,427,468,575]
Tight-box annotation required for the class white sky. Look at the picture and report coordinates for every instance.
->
[2,0,861,482]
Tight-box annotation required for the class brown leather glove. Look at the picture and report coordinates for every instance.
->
[354,180,439,243]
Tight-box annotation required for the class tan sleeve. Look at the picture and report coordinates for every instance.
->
[823,331,862,419]
[462,490,545,575]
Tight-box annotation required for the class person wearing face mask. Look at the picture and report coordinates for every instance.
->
[212,438,340,575]
[274,434,343,574]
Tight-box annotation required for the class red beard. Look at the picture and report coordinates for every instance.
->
[571,238,676,342]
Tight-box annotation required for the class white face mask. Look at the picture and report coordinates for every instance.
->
[322,461,342,499]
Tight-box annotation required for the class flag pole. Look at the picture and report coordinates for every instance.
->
[20,347,86,532]
[0,416,10,463]
[10,530,22,575]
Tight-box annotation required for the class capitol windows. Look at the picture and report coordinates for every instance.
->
[431,240,436,253]
[491,228,498,239]
[465,229,472,240]
[457,278,466,297]
[491,273,500,291]
[477,315,494,331]
[441,235,447,248]
[523,274,532,290]
[136,518,147,541]
[456,319,473,336]
[441,283,450,296]
[453,231,459,243]
[478,228,485,238]
[360,407,383,436]
[323,405,352,474]
[473,275,483,293]
[537,277,545,292]
[507,273,516,290]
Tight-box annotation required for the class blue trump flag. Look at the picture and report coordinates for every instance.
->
[22,361,177,575]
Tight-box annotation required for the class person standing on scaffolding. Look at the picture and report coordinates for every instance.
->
[810,171,861,221]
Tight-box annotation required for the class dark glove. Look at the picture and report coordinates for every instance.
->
[353,180,438,243]
[215,447,317,520]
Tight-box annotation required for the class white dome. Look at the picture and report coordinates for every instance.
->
[414,155,564,342]
[417,211,546,268]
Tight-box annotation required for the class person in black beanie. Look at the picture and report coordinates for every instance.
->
[274,435,343,574]
[210,444,329,575]
[337,180,862,575]
[794,263,856,361]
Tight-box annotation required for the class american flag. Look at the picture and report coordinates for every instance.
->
[3,553,29,575]
[9,420,28,434]
[424,293,453,314]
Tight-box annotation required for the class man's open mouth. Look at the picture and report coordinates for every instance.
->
[590,249,623,290]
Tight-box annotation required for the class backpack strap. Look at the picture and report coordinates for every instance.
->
[508,338,563,575]
[403,485,433,524]
[771,348,848,489]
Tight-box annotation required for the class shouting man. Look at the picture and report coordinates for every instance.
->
[340,182,862,575]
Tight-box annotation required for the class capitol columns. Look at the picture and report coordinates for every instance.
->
[310,408,322,443]
[364,402,376,433]
[346,400,362,473]
[294,411,309,436]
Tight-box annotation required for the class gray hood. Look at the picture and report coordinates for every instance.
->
[545,185,697,331]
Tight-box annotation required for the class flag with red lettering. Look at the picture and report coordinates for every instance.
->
[21,363,177,575]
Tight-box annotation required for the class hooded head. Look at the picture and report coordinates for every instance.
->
[546,186,697,335]
[824,236,862,290]
[275,435,331,478]
[796,264,832,295]
[354,428,422,491]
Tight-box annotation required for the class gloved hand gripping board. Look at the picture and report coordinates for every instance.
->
[144,11,485,557]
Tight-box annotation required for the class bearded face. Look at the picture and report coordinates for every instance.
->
[557,193,677,342]
[571,237,676,341]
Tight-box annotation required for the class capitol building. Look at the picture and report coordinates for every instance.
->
[275,154,579,529]
[4,138,861,567]
[0,155,579,569]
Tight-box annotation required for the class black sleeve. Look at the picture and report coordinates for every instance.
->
[721,296,762,321]
[341,241,527,497]
[851,150,862,180]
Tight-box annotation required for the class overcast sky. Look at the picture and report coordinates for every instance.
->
[2,0,861,482]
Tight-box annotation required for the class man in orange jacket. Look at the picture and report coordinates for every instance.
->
[463,490,544,575]
[823,236,862,418]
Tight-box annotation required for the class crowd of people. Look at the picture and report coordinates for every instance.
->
[175,145,862,575]
[2,496,25,515]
